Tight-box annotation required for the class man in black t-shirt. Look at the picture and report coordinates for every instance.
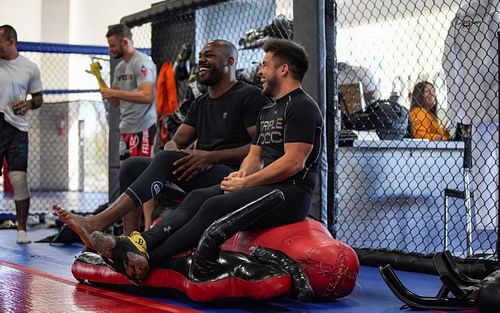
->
[53,40,270,245]
[87,38,323,283]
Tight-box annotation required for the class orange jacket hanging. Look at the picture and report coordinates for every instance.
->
[156,61,179,145]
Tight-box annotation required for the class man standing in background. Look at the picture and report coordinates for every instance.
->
[0,24,43,244]
[100,23,158,231]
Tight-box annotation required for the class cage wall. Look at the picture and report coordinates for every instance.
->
[335,0,499,260]
[0,43,111,219]
[123,0,498,262]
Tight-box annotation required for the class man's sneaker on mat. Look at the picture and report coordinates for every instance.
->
[91,230,149,283]
[16,230,31,244]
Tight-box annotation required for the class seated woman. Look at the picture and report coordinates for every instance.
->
[409,81,450,141]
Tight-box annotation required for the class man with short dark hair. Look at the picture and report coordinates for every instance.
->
[0,24,43,244]
[102,23,158,230]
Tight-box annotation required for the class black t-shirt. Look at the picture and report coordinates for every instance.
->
[253,88,323,193]
[184,81,270,167]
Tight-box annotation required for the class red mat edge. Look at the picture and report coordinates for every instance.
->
[0,260,201,313]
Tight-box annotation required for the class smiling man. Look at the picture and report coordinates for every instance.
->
[54,39,270,243]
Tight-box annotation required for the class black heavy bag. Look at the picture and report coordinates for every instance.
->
[477,269,500,313]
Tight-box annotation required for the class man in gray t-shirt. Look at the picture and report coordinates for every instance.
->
[102,24,157,160]
[101,24,157,230]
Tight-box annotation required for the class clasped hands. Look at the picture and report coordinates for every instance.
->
[220,170,247,194]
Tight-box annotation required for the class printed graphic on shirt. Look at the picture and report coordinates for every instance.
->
[140,65,148,77]
[257,115,284,145]
[117,74,134,81]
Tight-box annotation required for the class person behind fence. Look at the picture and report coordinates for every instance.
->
[409,81,450,141]
[0,25,43,244]
[71,38,322,283]
[54,39,269,239]
[100,23,158,229]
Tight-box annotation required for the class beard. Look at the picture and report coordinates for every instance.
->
[112,47,124,59]
[196,66,225,86]
[261,74,279,97]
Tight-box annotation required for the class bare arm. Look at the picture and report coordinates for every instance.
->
[29,92,43,109]
[237,144,263,177]
[12,91,43,115]
[173,125,257,181]
[102,81,154,107]
[221,142,313,192]
[190,125,257,164]
[165,123,198,151]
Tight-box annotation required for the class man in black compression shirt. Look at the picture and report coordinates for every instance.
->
[88,38,324,283]
[53,39,269,243]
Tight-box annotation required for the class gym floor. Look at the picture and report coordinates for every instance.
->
[0,227,479,313]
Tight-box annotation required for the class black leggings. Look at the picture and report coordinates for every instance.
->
[120,150,233,207]
[142,183,312,267]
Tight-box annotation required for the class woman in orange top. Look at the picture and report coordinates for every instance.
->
[409,81,450,140]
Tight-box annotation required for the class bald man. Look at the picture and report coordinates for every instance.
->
[54,39,271,245]
[0,24,43,244]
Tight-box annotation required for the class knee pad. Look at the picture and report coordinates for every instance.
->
[9,171,29,201]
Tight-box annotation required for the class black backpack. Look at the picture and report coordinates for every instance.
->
[343,99,410,140]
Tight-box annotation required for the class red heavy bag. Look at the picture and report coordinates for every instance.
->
[223,218,360,300]
[72,218,359,301]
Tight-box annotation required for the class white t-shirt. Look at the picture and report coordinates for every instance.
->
[0,54,42,132]
[442,0,499,124]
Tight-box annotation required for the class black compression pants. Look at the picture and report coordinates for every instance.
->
[141,183,312,267]
[120,150,233,207]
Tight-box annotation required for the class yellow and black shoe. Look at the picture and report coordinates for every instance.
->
[91,231,150,284]
[128,231,148,256]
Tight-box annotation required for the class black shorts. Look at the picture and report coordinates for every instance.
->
[0,113,28,175]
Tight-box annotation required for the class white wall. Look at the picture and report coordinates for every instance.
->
[68,0,159,45]
[337,0,461,111]
[0,0,158,45]
[0,0,43,41]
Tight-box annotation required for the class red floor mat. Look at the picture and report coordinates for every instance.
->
[0,260,200,313]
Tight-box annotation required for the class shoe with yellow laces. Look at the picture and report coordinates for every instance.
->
[91,230,149,284]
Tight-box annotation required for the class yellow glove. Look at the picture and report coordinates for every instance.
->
[86,61,108,90]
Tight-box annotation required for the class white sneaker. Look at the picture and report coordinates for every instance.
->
[16,230,31,244]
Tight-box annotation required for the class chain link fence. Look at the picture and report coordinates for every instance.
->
[126,0,498,263]
[336,0,498,261]
[0,44,111,223]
